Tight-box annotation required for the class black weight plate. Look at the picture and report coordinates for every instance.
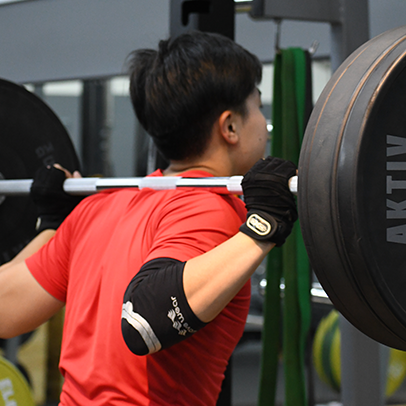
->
[0,78,80,264]
[298,26,406,350]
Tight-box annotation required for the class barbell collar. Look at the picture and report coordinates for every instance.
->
[0,175,298,196]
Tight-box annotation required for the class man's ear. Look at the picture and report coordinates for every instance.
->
[218,110,239,145]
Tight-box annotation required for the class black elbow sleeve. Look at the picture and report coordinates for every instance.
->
[121,258,207,356]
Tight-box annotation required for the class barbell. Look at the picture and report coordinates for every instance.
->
[0,174,298,196]
[1,25,406,351]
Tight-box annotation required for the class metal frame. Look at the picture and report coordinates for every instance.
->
[247,2,386,406]
[249,0,369,70]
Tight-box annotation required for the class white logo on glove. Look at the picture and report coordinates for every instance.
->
[246,213,271,236]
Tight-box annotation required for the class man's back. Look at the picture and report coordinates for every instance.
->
[27,170,250,405]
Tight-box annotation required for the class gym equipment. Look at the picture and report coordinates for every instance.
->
[258,47,312,406]
[0,173,298,196]
[0,79,80,265]
[313,310,406,397]
[0,332,33,350]
[0,356,35,406]
[1,26,406,350]
[298,25,406,351]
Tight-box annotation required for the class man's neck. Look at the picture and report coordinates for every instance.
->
[162,127,238,177]
[163,163,222,177]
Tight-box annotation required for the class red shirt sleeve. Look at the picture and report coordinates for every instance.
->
[25,210,75,303]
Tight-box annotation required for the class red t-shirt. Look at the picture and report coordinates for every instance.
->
[26,170,250,405]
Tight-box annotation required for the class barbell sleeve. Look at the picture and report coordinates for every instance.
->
[0,175,298,196]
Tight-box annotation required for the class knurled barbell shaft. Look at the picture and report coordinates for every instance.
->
[0,175,298,196]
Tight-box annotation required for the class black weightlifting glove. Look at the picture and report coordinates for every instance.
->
[239,156,298,246]
[30,166,84,232]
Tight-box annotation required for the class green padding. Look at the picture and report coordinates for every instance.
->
[258,48,312,406]
[258,51,283,406]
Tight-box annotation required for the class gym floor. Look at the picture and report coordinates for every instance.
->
[4,322,406,406]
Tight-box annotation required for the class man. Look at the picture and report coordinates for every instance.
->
[0,31,297,405]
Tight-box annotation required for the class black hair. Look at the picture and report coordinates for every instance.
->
[127,31,262,161]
